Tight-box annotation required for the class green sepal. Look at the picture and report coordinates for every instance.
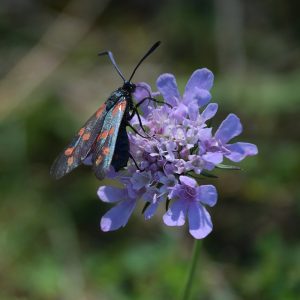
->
[142,202,150,214]
[200,170,218,178]
[166,198,171,211]
[216,163,241,170]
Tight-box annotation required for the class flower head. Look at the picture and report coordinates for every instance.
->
[97,69,258,239]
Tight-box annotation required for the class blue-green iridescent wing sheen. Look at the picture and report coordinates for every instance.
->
[50,103,107,179]
[93,98,128,179]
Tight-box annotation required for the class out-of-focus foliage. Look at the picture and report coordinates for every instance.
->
[0,0,299,299]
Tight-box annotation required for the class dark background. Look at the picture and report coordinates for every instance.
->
[1,0,299,299]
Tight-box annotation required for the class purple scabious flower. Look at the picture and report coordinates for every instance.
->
[97,69,258,239]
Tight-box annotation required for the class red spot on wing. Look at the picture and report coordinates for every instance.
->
[96,104,105,117]
[82,133,91,141]
[67,156,74,166]
[99,130,109,140]
[102,147,110,155]
[120,101,126,111]
[78,128,85,136]
[112,105,119,116]
[64,147,74,156]
[96,127,115,142]
[112,101,126,116]
[109,127,115,135]
[95,155,103,166]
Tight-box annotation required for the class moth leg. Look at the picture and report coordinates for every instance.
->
[127,107,136,121]
[127,121,150,139]
[128,97,171,121]
[128,107,150,137]
[135,84,172,108]
[135,96,173,110]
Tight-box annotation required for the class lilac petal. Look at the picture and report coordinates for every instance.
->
[188,203,213,239]
[144,201,159,220]
[127,182,139,199]
[133,82,152,102]
[100,198,136,231]
[105,166,119,179]
[179,175,197,188]
[168,184,180,200]
[202,152,223,164]
[184,88,211,107]
[171,103,188,121]
[142,186,159,203]
[201,103,218,122]
[97,186,126,203]
[184,68,214,98]
[198,128,213,142]
[163,199,187,226]
[156,73,180,106]
[133,82,155,116]
[204,161,215,171]
[188,101,200,121]
[194,88,211,106]
[196,185,217,207]
[215,114,242,144]
[130,171,152,190]
[186,155,204,174]
[165,141,177,161]
[159,173,177,187]
[225,142,258,162]
[173,159,187,174]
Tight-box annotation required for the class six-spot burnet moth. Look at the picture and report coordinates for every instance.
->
[50,41,161,180]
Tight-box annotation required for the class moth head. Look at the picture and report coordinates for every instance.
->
[123,81,136,93]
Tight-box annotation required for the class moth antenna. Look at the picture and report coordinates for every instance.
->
[128,41,161,82]
[98,50,126,82]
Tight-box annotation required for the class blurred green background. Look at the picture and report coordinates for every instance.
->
[1,0,299,299]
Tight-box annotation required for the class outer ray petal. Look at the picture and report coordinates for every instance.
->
[215,114,242,144]
[144,201,160,220]
[163,199,187,226]
[196,185,218,207]
[100,198,136,231]
[225,142,258,162]
[179,175,197,188]
[188,203,213,239]
[202,152,223,164]
[97,186,126,203]
[156,73,180,106]
[183,88,211,107]
[183,68,214,100]
[201,103,218,122]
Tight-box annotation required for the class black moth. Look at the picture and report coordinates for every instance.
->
[50,41,161,180]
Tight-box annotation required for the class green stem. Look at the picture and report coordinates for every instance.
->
[181,239,201,300]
